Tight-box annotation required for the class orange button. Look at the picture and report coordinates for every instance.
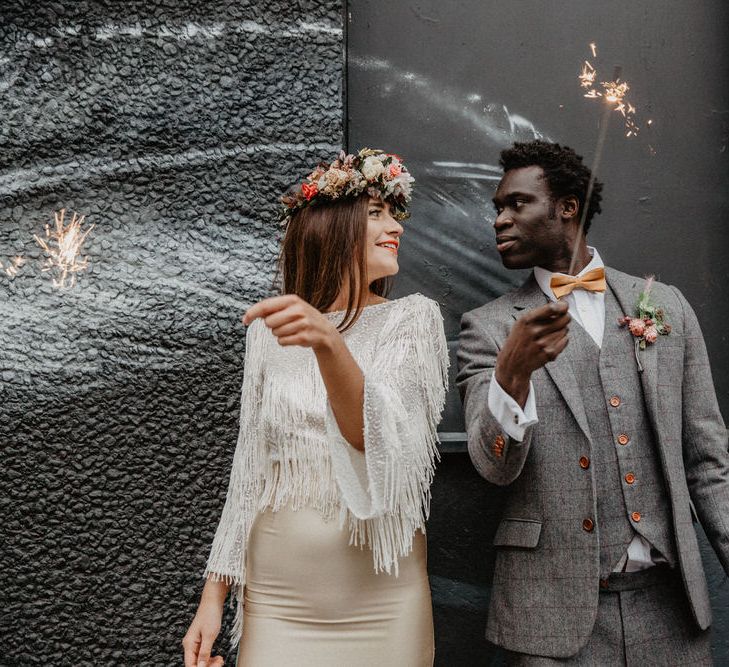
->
[609,396,621,407]
[625,473,636,484]
[631,511,641,522]
[582,518,595,532]
[617,434,630,446]
[579,456,590,469]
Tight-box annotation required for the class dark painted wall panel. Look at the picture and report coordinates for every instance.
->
[348,1,729,664]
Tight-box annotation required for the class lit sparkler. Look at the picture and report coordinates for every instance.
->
[568,42,643,274]
[34,209,94,288]
[578,44,640,137]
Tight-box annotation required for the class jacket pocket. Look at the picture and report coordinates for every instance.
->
[493,518,542,548]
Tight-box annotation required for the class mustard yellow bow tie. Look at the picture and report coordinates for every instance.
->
[550,267,607,299]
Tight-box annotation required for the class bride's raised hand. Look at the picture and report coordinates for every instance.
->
[243,295,338,352]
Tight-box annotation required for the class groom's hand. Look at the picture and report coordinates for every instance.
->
[495,301,570,407]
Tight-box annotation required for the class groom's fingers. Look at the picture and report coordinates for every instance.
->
[537,312,570,333]
[528,301,569,322]
[529,311,570,338]
[539,329,570,361]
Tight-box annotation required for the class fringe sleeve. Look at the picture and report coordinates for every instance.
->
[203,318,267,643]
[325,295,449,574]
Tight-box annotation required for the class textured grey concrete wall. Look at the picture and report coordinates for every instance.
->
[0,2,342,664]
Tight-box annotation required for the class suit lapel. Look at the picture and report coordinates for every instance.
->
[543,331,594,444]
[510,274,551,319]
[605,268,660,436]
[510,275,593,442]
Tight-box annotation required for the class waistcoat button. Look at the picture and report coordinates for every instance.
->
[631,511,641,522]
[625,473,635,484]
[582,518,595,532]
[609,396,621,407]
[579,456,590,469]
[618,434,630,445]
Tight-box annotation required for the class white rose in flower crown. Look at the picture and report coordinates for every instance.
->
[345,170,366,195]
[361,155,386,181]
[318,168,350,197]
[385,172,414,199]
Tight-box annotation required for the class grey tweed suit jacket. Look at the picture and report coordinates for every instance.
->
[456,267,729,658]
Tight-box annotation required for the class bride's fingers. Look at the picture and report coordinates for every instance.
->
[182,633,200,667]
[271,320,304,338]
[264,306,308,330]
[243,295,299,325]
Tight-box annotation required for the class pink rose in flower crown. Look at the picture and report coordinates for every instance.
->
[389,163,403,178]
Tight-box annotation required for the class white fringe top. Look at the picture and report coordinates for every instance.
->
[203,293,449,642]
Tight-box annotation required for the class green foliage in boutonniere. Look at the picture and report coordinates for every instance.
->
[618,276,672,351]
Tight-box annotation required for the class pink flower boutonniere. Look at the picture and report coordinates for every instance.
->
[618,276,671,370]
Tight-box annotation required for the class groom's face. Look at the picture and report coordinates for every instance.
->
[491,166,566,271]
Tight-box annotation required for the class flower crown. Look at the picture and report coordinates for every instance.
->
[280,148,414,223]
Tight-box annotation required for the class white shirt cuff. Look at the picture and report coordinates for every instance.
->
[488,376,539,442]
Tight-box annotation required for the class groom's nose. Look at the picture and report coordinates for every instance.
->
[494,210,512,229]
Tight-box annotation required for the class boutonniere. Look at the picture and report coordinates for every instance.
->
[618,276,671,370]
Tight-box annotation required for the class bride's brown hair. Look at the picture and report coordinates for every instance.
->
[277,194,391,332]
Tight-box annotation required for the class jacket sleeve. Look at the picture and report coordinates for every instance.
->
[456,309,535,485]
[672,286,729,575]
[324,296,449,572]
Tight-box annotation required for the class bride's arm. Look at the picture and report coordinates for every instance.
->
[243,294,366,450]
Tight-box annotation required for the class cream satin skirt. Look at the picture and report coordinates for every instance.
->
[237,506,434,666]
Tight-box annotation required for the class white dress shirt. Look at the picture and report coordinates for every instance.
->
[488,247,659,572]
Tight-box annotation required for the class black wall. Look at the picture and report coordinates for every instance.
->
[0,2,343,664]
[347,1,729,664]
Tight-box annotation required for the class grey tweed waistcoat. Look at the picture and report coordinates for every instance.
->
[570,287,677,577]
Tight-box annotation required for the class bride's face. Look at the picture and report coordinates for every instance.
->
[365,197,403,283]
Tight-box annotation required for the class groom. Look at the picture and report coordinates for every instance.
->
[457,140,729,664]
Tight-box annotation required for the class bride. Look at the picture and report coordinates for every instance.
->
[182,148,448,667]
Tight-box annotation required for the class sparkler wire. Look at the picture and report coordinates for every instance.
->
[568,66,621,276]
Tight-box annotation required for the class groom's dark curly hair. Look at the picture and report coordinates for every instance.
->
[499,140,603,234]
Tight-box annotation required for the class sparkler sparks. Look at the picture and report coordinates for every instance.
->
[1,255,25,278]
[579,61,597,90]
[578,44,640,137]
[34,209,94,288]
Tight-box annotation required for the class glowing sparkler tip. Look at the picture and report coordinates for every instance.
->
[577,44,640,138]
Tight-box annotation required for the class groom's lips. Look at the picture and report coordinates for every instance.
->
[496,236,518,253]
